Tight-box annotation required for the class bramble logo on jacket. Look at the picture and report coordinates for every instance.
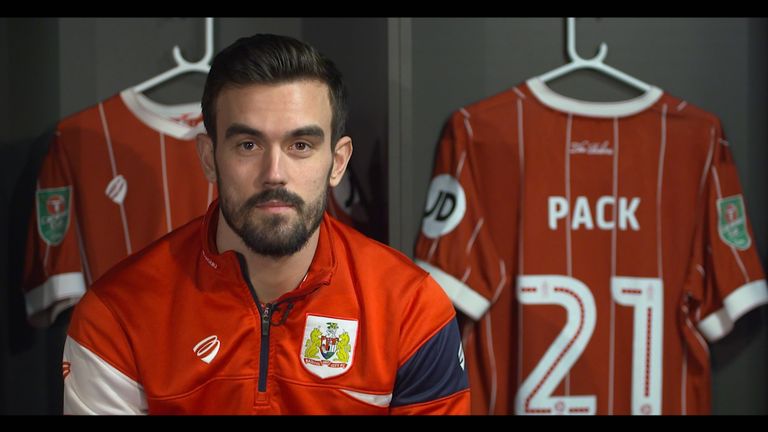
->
[301,315,358,378]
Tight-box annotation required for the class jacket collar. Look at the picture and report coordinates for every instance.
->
[198,199,337,298]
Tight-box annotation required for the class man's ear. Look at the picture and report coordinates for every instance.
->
[196,133,217,183]
[329,136,353,187]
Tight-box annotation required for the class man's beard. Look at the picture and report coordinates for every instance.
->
[218,170,329,258]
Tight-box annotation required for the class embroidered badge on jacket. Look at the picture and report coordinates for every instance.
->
[301,315,358,379]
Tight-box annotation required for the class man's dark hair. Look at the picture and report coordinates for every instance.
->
[202,33,348,147]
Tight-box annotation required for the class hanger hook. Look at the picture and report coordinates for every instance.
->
[171,17,214,67]
[566,17,608,63]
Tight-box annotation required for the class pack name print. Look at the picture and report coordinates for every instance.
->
[548,196,641,231]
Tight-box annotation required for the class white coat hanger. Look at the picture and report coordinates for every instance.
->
[132,17,214,94]
[537,18,652,93]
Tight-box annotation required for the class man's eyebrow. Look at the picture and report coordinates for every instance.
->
[286,125,324,141]
[223,124,325,141]
[224,123,266,140]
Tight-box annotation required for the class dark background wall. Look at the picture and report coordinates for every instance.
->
[304,18,390,242]
[1,17,765,414]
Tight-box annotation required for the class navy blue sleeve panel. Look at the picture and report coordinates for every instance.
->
[390,318,469,407]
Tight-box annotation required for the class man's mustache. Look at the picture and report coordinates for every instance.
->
[242,188,305,213]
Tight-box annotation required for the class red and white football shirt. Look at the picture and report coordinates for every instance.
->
[414,78,768,415]
[23,90,215,327]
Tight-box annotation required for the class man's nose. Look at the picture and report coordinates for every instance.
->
[261,146,286,187]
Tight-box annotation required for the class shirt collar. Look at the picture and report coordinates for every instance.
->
[198,198,336,295]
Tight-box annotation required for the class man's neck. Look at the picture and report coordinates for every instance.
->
[216,210,320,304]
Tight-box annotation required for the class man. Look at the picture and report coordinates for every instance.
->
[62,34,470,414]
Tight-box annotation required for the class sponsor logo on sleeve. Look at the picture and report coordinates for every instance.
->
[717,195,751,250]
[421,174,466,239]
[301,315,358,379]
[37,187,72,246]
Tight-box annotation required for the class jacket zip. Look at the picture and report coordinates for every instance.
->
[256,301,271,393]
[236,254,272,394]
[235,254,324,395]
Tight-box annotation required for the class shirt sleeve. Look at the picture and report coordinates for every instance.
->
[63,290,146,415]
[414,109,504,321]
[389,275,470,415]
[23,130,87,327]
[693,126,768,342]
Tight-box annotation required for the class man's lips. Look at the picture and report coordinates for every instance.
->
[255,200,294,209]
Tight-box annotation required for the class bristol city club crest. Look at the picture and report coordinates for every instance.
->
[301,315,358,379]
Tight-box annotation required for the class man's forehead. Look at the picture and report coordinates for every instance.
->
[217,81,332,121]
[219,80,331,104]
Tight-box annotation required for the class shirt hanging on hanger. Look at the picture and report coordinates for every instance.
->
[23,89,214,327]
[414,79,767,415]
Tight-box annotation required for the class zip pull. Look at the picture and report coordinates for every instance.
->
[262,304,272,337]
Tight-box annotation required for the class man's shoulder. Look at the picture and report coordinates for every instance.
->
[326,218,457,340]
[327,216,427,281]
[91,216,204,297]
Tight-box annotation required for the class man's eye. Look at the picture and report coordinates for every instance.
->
[294,142,310,151]
[240,141,256,151]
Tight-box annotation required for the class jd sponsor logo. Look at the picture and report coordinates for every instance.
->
[422,174,466,239]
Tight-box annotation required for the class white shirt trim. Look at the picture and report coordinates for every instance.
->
[25,272,86,327]
[698,279,768,342]
[63,336,147,415]
[339,389,393,408]
[120,89,205,140]
[526,77,663,118]
[416,259,491,321]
